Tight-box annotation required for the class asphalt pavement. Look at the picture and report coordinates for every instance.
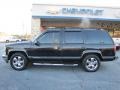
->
[0,43,120,90]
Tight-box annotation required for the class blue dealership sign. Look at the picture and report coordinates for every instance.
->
[62,8,104,16]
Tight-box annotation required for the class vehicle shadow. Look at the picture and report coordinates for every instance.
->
[25,62,107,74]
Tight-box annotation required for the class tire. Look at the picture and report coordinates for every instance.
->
[82,54,100,72]
[10,53,28,71]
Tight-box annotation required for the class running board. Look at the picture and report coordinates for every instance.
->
[33,63,78,66]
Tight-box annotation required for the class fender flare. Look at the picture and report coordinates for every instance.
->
[81,50,103,59]
[8,49,28,60]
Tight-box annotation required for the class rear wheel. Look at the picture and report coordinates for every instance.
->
[10,53,28,71]
[82,54,100,72]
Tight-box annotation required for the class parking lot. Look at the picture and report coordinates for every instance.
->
[0,43,120,90]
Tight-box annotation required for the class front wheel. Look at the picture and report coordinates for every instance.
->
[82,55,100,72]
[10,53,28,71]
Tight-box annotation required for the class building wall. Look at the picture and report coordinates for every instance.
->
[31,18,41,37]
[32,4,120,20]
[31,4,120,37]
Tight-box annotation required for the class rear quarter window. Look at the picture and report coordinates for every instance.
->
[84,30,113,44]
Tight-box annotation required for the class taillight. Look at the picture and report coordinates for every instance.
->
[113,45,116,52]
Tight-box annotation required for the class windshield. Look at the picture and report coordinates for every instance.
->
[31,33,41,42]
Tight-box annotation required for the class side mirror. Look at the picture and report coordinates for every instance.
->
[34,40,40,46]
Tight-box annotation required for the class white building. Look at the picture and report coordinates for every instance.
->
[32,4,120,37]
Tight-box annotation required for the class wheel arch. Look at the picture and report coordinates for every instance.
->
[8,51,28,60]
[81,50,103,60]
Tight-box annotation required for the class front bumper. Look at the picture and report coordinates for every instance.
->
[2,55,8,63]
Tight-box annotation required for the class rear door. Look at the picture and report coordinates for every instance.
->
[61,31,84,58]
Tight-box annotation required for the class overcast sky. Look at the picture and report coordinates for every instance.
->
[0,0,119,35]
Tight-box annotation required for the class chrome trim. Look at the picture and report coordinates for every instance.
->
[12,56,25,69]
[29,56,81,59]
[85,57,98,71]
[102,56,116,59]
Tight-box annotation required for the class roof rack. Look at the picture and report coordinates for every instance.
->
[47,27,105,31]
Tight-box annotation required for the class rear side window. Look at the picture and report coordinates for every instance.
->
[85,30,113,44]
[64,31,83,43]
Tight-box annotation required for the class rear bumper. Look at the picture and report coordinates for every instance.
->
[2,55,8,63]
[116,46,120,50]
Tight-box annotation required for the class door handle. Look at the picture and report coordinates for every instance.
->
[53,45,61,50]
[53,45,59,50]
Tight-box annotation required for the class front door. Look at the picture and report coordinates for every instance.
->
[29,31,61,58]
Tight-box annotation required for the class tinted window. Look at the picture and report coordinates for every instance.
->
[85,30,113,44]
[64,31,83,43]
[38,31,60,43]
[101,31,113,44]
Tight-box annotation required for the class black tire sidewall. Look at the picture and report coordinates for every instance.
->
[10,53,28,71]
[82,55,100,72]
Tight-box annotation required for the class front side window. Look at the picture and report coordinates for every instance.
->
[37,31,60,44]
[64,31,83,43]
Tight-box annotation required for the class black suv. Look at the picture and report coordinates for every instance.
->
[2,28,116,72]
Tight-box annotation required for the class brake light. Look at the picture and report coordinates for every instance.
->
[113,45,116,52]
